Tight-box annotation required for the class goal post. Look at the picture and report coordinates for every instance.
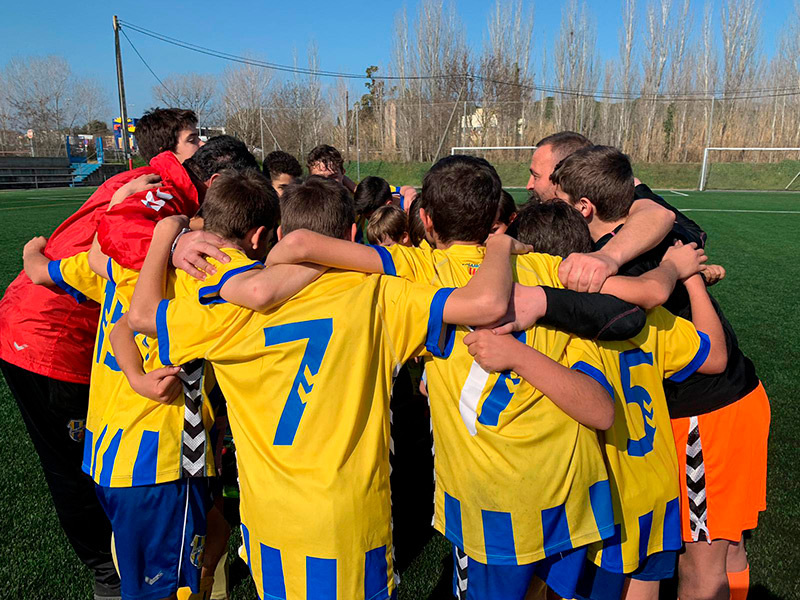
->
[699,147,800,191]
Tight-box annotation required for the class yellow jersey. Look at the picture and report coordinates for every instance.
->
[155,248,454,600]
[47,251,105,304]
[589,308,710,573]
[51,253,220,487]
[375,243,615,565]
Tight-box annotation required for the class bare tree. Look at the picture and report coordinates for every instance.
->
[221,59,272,152]
[151,73,218,124]
[719,0,760,141]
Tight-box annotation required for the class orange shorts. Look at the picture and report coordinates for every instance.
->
[670,382,770,543]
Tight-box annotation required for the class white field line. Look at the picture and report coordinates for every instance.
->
[677,208,800,214]
[669,190,690,197]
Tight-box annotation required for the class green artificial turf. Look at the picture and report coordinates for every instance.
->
[0,187,797,599]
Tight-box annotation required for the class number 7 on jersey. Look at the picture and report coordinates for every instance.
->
[264,319,333,446]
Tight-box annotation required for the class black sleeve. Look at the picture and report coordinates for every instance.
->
[634,183,707,247]
[539,287,647,341]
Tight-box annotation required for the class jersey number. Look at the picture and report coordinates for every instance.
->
[263,319,333,446]
[619,348,656,457]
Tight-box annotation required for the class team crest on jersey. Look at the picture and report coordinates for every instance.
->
[67,418,85,443]
[463,262,481,276]
[190,534,206,568]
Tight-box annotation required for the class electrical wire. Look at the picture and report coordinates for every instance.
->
[119,26,180,105]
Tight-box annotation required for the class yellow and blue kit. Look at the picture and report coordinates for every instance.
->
[371,243,614,590]
[574,308,709,600]
[155,248,457,600]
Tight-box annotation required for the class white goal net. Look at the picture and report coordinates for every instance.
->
[699,147,800,191]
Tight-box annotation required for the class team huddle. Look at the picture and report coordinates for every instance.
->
[0,108,769,600]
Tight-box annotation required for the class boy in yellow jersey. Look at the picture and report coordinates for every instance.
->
[123,175,613,600]
[264,156,626,600]
[494,200,728,600]
[22,169,324,600]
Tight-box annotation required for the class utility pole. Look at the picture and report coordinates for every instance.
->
[345,91,349,161]
[259,105,265,161]
[113,16,132,170]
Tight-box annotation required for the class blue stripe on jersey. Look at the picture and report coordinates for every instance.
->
[599,524,624,573]
[370,245,397,277]
[241,523,252,569]
[638,511,654,565]
[260,543,287,600]
[478,372,521,427]
[663,497,682,551]
[98,429,123,487]
[156,299,172,366]
[426,288,457,358]
[198,262,263,305]
[667,331,711,382]
[96,280,116,364]
[82,428,94,474]
[131,430,159,486]
[105,258,114,283]
[589,479,615,536]
[541,503,573,557]
[364,546,390,600]
[47,260,88,303]
[482,510,518,565]
[307,556,337,600]
[444,492,464,548]
[91,425,108,480]
[571,361,614,397]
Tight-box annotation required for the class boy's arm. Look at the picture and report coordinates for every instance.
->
[463,330,614,430]
[598,241,706,309]
[558,198,675,292]
[439,235,530,327]
[87,236,111,281]
[218,263,328,311]
[109,314,183,404]
[23,237,53,285]
[127,216,190,337]
[266,229,385,273]
[684,274,728,374]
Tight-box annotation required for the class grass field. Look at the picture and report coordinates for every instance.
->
[0,186,798,599]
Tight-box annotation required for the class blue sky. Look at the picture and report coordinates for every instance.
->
[0,0,793,123]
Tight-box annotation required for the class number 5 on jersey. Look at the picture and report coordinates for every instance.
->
[264,319,333,446]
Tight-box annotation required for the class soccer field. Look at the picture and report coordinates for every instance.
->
[0,187,798,599]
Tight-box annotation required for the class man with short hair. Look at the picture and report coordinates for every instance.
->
[0,107,203,600]
[263,150,302,197]
[527,132,676,293]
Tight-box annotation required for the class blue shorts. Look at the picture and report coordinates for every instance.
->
[574,551,678,600]
[96,478,211,600]
[452,544,589,600]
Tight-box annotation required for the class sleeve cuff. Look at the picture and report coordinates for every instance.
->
[425,287,457,358]
[47,260,88,303]
[370,245,397,277]
[571,361,614,398]
[667,331,711,382]
[197,262,263,305]
[156,299,172,365]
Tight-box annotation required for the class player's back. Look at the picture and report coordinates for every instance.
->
[379,243,614,565]
[587,307,709,573]
[159,254,447,599]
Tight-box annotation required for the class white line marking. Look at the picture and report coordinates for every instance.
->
[677,208,800,214]
[670,190,690,197]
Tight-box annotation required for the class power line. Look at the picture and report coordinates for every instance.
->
[119,26,180,105]
[118,19,800,102]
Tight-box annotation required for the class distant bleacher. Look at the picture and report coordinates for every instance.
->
[0,157,125,189]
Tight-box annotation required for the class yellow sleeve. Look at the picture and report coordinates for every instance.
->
[378,276,456,364]
[565,336,614,398]
[513,252,564,288]
[650,307,710,382]
[372,243,438,284]
[47,252,106,304]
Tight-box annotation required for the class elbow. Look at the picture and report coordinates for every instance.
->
[595,399,615,431]
[701,346,728,375]
[639,282,670,310]
[654,204,675,234]
[473,291,508,326]
[127,306,156,338]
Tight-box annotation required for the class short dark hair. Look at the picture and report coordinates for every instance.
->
[408,195,427,247]
[366,205,408,245]
[264,150,302,181]
[201,169,280,241]
[184,135,258,182]
[508,200,593,258]
[135,108,198,163]
[535,131,592,163]
[497,189,517,225]
[354,176,392,215]
[280,176,354,240]
[550,145,635,222]
[306,144,344,172]
[422,155,501,244]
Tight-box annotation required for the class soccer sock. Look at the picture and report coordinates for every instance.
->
[727,566,749,600]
